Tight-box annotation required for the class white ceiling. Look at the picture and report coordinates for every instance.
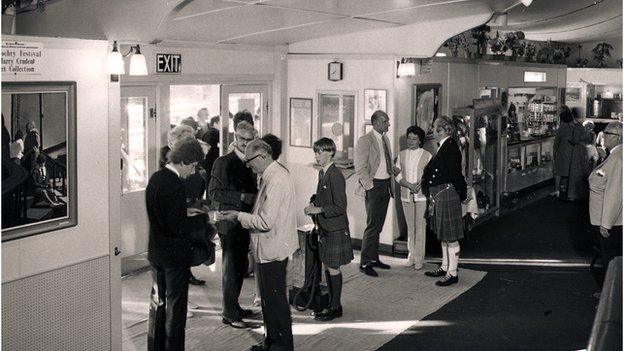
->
[11,0,623,53]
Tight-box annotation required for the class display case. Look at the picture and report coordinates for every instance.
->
[507,87,560,142]
[503,136,554,193]
[453,98,504,222]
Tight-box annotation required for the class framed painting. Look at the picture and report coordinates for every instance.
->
[413,83,441,135]
[2,81,77,241]
[364,89,387,122]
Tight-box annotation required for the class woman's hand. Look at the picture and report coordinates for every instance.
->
[216,210,239,221]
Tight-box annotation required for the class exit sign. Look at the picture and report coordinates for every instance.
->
[156,53,181,74]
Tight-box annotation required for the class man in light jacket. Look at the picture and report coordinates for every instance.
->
[589,121,622,272]
[218,139,298,351]
[354,110,400,277]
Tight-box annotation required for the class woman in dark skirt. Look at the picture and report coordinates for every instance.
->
[305,137,354,321]
[422,116,467,286]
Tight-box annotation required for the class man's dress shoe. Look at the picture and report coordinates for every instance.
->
[189,275,206,286]
[371,260,391,269]
[359,264,379,277]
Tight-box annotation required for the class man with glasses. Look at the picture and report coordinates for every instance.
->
[217,139,298,351]
[208,121,258,328]
[589,121,622,274]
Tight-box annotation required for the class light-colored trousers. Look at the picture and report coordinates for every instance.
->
[402,200,427,267]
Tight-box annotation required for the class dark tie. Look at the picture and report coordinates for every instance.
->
[319,169,324,180]
[382,136,393,175]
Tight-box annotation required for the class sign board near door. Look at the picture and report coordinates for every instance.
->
[156,53,181,74]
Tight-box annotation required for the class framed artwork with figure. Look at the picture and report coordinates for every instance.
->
[413,83,441,136]
[364,89,386,122]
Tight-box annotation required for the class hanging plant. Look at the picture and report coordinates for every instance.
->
[443,33,469,58]
[471,24,491,58]
[592,42,613,68]
[524,43,537,62]
[488,31,507,57]
[504,31,525,59]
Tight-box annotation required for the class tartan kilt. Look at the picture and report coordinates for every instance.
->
[318,227,354,269]
[429,183,464,242]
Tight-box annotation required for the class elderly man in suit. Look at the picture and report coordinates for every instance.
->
[146,137,206,351]
[354,110,400,277]
[208,121,258,329]
[218,139,298,351]
[589,121,622,273]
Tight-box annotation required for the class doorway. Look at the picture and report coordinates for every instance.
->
[221,84,269,153]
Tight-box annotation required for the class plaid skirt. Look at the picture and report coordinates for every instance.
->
[428,183,464,242]
[318,227,354,269]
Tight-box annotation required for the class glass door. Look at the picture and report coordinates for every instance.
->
[221,84,269,154]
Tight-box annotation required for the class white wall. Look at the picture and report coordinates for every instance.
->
[2,35,110,283]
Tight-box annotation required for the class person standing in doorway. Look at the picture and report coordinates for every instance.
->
[354,110,399,277]
[395,126,431,270]
[146,137,205,351]
[422,116,467,287]
[588,121,622,273]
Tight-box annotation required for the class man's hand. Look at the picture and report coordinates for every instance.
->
[304,205,323,216]
[600,226,610,238]
[408,182,420,193]
[392,166,401,176]
[187,208,205,217]
[216,210,239,222]
[241,193,256,205]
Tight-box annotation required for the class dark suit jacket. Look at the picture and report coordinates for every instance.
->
[146,167,198,267]
[313,163,349,232]
[422,137,467,201]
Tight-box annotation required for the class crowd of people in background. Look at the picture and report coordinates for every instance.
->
[146,105,621,351]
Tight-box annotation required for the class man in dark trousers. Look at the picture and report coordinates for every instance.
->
[208,120,258,328]
[354,110,400,277]
[146,137,205,351]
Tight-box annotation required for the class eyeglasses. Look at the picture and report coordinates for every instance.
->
[236,134,255,142]
[603,131,621,136]
[244,154,263,164]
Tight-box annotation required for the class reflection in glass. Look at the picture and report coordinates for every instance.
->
[319,93,355,158]
[169,85,220,126]
[121,97,148,193]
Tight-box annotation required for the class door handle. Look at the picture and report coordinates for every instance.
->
[150,107,157,118]
[114,247,122,256]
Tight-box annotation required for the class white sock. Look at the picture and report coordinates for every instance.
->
[441,242,449,271]
[447,242,460,276]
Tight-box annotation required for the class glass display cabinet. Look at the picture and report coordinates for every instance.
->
[503,137,554,193]
[453,98,504,222]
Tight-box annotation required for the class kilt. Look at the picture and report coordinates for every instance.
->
[428,183,464,242]
[318,227,354,269]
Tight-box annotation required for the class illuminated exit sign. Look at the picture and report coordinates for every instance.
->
[156,53,181,74]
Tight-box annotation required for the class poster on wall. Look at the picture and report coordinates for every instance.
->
[1,41,43,75]
[566,87,580,103]
[289,98,313,147]
[413,83,441,135]
[364,89,387,121]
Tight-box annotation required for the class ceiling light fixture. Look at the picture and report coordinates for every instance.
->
[107,41,148,76]
[397,57,416,77]
[520,0,533,7]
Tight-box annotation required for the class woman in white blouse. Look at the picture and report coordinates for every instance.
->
[395,126,432,269]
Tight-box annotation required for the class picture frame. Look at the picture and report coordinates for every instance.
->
[2,81,78,241]
[289,97,313,147]
[413,83,441,135]
[364,123,374,135]
[363,89,387,122]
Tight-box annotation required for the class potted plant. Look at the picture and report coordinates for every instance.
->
[536,40,554,63]
[443,34,469,58]
[592,42,613,68]
[471,24,491,58]
[524,42,537,62]
[488,31,507,59]
[504,31,525,60]
[552,45,571,65]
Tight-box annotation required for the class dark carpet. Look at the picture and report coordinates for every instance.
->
[378,264,599,351]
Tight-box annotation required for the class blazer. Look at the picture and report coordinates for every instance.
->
[313,163,349,232]
[146,167,200,267]
[589,145,622,229]
[354,130,394,196]
[421,137,467,202]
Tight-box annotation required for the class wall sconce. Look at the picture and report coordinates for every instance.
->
[107,41,148,76]
[397,57,416,77]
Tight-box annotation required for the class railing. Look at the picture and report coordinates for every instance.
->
[43,153,67,195]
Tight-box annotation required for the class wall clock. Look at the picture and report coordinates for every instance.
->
[328,61,343,81]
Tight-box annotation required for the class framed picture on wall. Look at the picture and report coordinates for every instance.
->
[413,83,441,135]
[2,81,78,242]
[364,89,386,122]
[364,123,374,135]
[289,97,313,147]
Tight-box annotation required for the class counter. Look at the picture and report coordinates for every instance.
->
[504,136,555,193]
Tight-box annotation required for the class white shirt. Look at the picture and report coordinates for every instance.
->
[165,163,180,178]
[373,129,391,179]
[9,139,24,159]
[322,161,334,174]
[438,136,451,152]
[238,161,299,263]
[395,148,431,202]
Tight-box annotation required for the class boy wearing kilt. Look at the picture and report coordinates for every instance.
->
[422,116,467,286]
[305,138,354,321]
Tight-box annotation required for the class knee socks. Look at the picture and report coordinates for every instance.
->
[441,242,449,271]
[329,273,343,309]
[447,242,460,277]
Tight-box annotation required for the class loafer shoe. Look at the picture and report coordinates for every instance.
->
[371,260,391,269]
[239,308,255,318]
[222,317,248,329]
[425,267,447,277]
[314,307,343,321]
[435,274,458,287]
[189,276,206,286]
[359,264,379,277]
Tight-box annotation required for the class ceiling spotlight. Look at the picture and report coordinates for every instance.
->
[520,0,533,6]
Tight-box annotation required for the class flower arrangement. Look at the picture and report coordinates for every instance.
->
[592,42,614,68]
[524,43,537,62]
[471,24,491,58]
[504,31,525,59]
[443,33,470,58]
[488,31,507,56]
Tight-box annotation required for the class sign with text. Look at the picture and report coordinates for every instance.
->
[156,53,181,74]
[2,41,43,75]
